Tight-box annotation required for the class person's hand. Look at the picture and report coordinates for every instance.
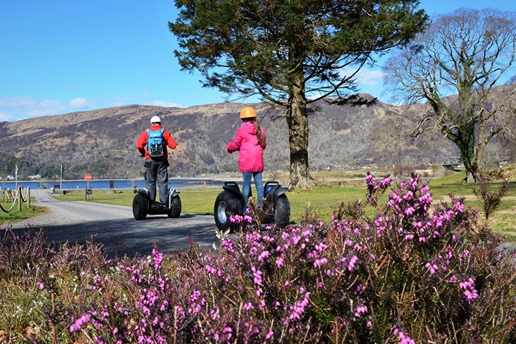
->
[226,147,233,154]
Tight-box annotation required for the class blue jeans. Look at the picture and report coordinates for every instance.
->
[242,172,264,210]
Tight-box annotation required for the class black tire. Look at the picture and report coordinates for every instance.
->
[133,193,148,220]
[168,196,181,218]
[274,195,290,228]
[214,191,241,231]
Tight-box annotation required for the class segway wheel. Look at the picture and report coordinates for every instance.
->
[133,193,148,220]
[274,195,290,228]
[214,191,241,231]
[168,196,181,218]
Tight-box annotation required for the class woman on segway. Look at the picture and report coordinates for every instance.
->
[226,106,267,211]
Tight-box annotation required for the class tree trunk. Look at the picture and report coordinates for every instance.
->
[461,126,479,183]
[458,89,479,183]
[286,73,315,190]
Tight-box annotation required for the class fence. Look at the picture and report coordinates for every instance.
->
[0,186,31,213]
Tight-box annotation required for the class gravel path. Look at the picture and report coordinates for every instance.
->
[11,189,132,227]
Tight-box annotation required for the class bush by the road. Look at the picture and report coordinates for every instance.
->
[0,174,514,343]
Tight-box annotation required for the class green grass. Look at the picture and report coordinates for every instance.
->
[0,199,46,224]
[31,171,516,242]
[52,185,369,223]
[53,188,222,215]
[427,173,516,242]
[288,185,368,221]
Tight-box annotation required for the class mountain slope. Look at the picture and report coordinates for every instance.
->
[0,98,461,180]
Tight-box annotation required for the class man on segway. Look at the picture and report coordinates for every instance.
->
[136,115,177,208]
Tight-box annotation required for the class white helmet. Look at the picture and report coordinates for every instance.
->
[150,115,161,124]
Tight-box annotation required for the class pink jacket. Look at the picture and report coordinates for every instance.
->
[226,121,267,172]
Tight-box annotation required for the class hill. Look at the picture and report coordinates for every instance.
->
[0,95,503,180]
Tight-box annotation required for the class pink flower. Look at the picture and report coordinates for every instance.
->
[354,304,368,318]
[223,325,233,340]
[315,242,328,252]
[365,173,375,186]
[425,262,439,274]
[284,290,311,323]
[276,254,285,267]
[404,233,414,240]
[380,176,392,187]
[152,247,163,270]
[393,328,416,344]
[313,257,328,268]
[221,239,234,253]
[348,255,358,271]
[454,202,465,213]
[258,250,270,262]
[205,264,222,277]
[404,207,415,216]
[459,278,479,304]
[251,266,263,286]
[69,313,91,332]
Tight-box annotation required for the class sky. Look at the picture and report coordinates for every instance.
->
[1,1,515,122]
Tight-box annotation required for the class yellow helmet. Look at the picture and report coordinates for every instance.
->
[240,106,256,119]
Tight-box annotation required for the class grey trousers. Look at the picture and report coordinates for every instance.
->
[144,159,169,204]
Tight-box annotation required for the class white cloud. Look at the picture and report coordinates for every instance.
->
[138,92,184,108]
[101,96,182,109]
[69,97,90,108]
[0,112,12,122]
[147,100,183,108]
[356,69,384,87]
[336,67,386,99]
[0,96,103,122]
[0,94,187,123]
[112,96,131,107]
[0,96,66,122]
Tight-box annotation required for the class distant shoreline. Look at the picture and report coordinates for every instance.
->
[0,177,238,190]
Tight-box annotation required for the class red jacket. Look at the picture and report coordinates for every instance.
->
[136,124,177,159]
[226,121,266,172]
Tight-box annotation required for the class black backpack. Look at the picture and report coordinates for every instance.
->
[146,128,165,157]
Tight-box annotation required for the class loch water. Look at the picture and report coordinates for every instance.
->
[0,178,225,191]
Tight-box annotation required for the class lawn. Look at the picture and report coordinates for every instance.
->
[50,170,516,242]
[0,193,46,225]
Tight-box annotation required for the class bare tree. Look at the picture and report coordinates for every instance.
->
[383,8,516,182]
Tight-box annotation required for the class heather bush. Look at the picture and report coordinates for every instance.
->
[0,228,106,342]
[1,173,515,343]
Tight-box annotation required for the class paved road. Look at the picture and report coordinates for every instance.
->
[6,189,222,258]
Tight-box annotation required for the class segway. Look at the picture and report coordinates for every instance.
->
[214,181,290,231]
[132,187,181,220]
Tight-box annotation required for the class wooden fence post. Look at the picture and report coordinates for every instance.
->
[17,186,22,211]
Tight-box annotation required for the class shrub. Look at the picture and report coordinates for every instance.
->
[0,228,106,343]
[473,173,510,220]
[1,173,515,343]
